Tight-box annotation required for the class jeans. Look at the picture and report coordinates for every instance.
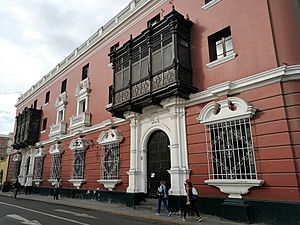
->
[157,197,170,214]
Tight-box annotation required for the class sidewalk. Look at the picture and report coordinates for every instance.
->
[0,191,252,225]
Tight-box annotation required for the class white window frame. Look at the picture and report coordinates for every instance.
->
[50,154,61,180]
[97,129,123,191]
[75,78,90,116]
[77,98,87,115]
[202,0,221,10]
[68,138,89,189]
[33,157,44,180]
[48,143,64,186]
[198,97,264,199]
[55,92,67,123]
[33,147,45,186]
[57,109,64,123]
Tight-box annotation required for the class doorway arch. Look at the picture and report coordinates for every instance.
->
[147,130,170,197]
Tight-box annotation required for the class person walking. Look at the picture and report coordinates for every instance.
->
[180,178,202,222]
[13,178,21,198]
[156,180,172,216]
[53,179,61,200]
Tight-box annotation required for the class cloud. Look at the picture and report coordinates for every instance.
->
[0,0,132,134]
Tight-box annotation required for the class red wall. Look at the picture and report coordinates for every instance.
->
[186,81,300,202]
[41,123,130,191]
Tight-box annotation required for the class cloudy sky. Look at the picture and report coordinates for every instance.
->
[0,0,132,134]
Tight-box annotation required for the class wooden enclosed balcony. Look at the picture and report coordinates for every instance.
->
[108,8,197,118]
[12,107,42,149]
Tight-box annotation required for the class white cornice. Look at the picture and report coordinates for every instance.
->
[15,0,169,108]
[37,117,126,147]
[187,65,300,107]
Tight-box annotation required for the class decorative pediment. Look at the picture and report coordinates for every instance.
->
[97,129,123,145]
[12,153,22,162]
[55,92,68,109]
[49,143,64,155]
[198,97,256,125]
[75,78,91,98]
[35,147,45,158]
[69,138,89,151]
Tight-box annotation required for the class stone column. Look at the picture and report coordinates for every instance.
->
[166,97,190,196]
[126,113,142,193]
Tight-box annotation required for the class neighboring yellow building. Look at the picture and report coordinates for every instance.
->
[0,156,9,184]
[0,133,13,185]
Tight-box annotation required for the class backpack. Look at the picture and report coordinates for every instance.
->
[191,186,199,200]
[157,184,166,197]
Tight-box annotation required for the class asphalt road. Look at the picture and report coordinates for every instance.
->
[0,196,160,225]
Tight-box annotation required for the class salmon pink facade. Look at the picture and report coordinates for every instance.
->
[7,0,300,224]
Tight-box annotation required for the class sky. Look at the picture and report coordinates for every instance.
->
[0,0,132,134]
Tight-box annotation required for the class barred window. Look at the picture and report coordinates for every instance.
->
[71,150,85,179]
[199,97,258,183]
[205,118,257,180]
[101,143,120,180]
[33,157,44,180]
[50,153,61,179]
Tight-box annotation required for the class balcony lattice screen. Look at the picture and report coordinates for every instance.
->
[205,118,257,180]
[50,154,61,179]
[101,143,120,180]
[33,157,44,180]
[71,150,85,179]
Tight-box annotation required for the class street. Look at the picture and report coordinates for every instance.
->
[0,196,160,225]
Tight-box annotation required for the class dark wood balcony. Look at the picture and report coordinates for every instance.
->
[12,107,42,149]
[108,8,197,118]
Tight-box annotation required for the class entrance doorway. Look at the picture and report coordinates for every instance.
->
[147,130,170,197]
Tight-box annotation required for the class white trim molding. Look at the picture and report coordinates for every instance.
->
[97,129,124,145]
[97,179,121,191]
[198,97,256,125]
[187,65,300,107]
[202,0,221,10]
[97,129,123,191]
[206,52,237,68]
[68,179,86,189]
[49,143,64,155]
[205,179,264,199]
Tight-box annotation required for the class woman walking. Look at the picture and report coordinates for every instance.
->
[156,180,172,216]
[180,178,202,222]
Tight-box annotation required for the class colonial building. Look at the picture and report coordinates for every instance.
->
[7,0,300,224]
[0,133,13,186]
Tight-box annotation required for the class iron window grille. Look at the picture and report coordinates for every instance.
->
[101,143,120,180]
[50,153,61,179]
[71,150,85,179]
[33,157,44,180]
[205,118,257,180]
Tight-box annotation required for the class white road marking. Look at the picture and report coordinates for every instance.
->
[0,201,90,225]
[54,209,97,219]
[6,214,41,225]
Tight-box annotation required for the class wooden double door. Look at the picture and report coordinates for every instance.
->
[147,130,171,197]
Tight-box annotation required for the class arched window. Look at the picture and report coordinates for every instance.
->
[198,97,263,198]
[97,129,123,190]
[68,138,89,188]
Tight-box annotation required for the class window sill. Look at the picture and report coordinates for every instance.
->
[48,179,59,186]
[206,52,237,68]
[32,179,43,186]
[202,0,221,10]
[68,179,86,189]
[205,179,264,199]
[97,179,121,191]
[40,130,46,134]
